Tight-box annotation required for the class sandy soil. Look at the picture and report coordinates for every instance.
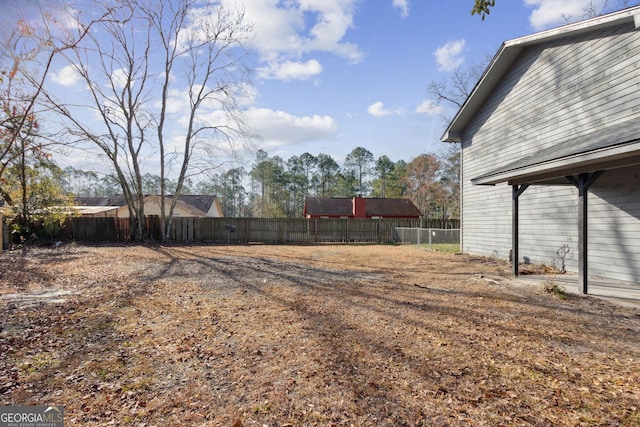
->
[1,243,639,426]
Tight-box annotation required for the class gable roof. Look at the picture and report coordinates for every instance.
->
[74,197,111,207]
[441,6,640,143]
[75,194,216,209]
[74,194,220,217]
[169,195,216,213]
[303,197,422,218]
[441,6,640,186]
[74,195,129,207]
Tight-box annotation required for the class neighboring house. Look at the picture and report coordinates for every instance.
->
[303,197,422,219]
[441,7,640,292]
[73,195,223,218]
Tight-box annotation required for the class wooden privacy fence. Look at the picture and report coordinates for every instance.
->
[422,218,460,229]
[64,216,162,242]
[63,216,425,244]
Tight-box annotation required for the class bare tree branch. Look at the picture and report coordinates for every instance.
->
[34,0,256,240]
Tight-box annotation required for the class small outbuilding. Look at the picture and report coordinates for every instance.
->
[303,197,422,219]
[441,7,640,292]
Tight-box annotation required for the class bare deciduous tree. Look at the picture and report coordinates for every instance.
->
[564,0,638,23]
[0,3,115,242]
[427,61,487,114]
[40,0,255,240]
[1,5,113,204]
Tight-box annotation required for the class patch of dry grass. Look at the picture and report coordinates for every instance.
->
[1,243,639,426]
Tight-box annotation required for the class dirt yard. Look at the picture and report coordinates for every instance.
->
[1,243,639,426]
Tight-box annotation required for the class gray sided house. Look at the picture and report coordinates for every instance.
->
[442,7,640,292]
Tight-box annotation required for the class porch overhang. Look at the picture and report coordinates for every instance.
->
[471,119,640,295]
[473,141,640,185]
[471,120,640,186]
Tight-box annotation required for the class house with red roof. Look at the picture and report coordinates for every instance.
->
[303,197,421,219]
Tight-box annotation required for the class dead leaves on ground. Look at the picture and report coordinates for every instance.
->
[1,244,639,426]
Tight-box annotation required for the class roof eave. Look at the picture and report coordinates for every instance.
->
[441,43,520,142]
[472,142,640,186]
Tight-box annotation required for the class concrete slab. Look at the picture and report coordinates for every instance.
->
[1,289,77,309]
[515,273,640,309]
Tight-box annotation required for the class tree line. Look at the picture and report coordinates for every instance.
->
[63,145,460,220]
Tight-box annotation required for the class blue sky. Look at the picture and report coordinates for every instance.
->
[5,0,640,174]
[233,0,639,165]
[236,0,532,164]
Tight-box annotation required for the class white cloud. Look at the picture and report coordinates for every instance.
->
[111,68,130,90]
[433,39,465,72]
[162,89,190,116]
[525,0,612,30]
[367,101,405,117]
[235,83,259,108]
[298,0,363,61]
[393,0,409,18]
[53,6,83,32]
[51,64,82,87]
[367,101,393,117]
[415,100,444,116]
[1,3,82,42]
[246,108,338,147]
[257,59,323,81]
[221,0,364,81]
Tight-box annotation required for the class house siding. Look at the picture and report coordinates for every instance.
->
[460,21,640,282]
[588,166,640,282]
